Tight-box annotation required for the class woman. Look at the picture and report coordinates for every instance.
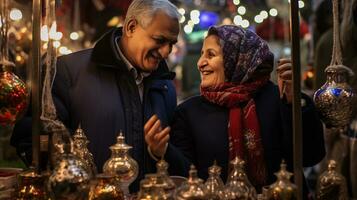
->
[144,25,325,191]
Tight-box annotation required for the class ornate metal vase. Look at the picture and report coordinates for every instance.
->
[204,161,225,200]
[102,132,138,196]
[16,170,48,200]
[47,138,92,200]
[313,65,355,128]
[316,160,348,200]
[73,125,97,175]
[175,165,207,200]
[88,174,124,200]
[223,156,257,200]
[137,173,171,200]
[156,159,176,198]
[267,161,297,200]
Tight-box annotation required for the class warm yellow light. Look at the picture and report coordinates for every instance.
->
[10,8,22,21]
[269,8,278,16]
[70,32,80,40]
[41,25,49,42]
[180,16,186,24]
[233,0,240,5]
[237,6,246,15]
[178,8,185,15]
[53,41,61,48]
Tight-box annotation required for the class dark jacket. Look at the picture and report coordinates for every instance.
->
[11,27,177,191]
[165,81,325,194]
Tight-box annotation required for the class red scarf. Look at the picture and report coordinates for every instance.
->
[201,77,269,187]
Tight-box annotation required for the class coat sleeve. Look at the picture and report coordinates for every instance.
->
[164,107,194,177]
[279,93,325,168]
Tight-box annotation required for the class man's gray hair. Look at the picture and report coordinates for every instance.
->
[124,0,181,28]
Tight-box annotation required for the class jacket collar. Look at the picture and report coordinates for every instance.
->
[91,27,175,80]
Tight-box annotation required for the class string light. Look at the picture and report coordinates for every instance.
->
[233,0,240,5]
[237,6,246,15]
[70,32,80,40]
[9,8,22,21]
[269,8,278,16]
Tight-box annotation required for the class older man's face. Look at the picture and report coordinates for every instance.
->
[126,11,179,72]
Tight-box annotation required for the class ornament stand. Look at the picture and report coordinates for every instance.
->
[289,0,303,199]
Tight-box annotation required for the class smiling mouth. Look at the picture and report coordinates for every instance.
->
[201,70,213,75]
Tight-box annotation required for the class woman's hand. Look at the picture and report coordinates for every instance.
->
[277,58,293,104]
[144,115,170,158]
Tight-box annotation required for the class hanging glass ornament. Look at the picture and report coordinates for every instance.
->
[224,156,257,200]
[156,159,176,198]
[267,161,296,200]
[73,124,97,175]
[0,0,29,127]
[313,0,356,129]
[88,174,124,200]
[102,131,139,196]
[316,160,348,200]
[204,161,225,200]
[47,133,92,200]
[175,165,207,200]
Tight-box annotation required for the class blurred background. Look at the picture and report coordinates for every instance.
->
[1,0,356,194]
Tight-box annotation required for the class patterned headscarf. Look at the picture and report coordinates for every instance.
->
[207,25,273,84]
[201,25,274,188]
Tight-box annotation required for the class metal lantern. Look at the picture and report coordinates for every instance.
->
[313,66,355,128]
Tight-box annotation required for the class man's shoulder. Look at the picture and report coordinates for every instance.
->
[57,48,93,66]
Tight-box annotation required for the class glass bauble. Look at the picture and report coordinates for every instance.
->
[0,63,28,127]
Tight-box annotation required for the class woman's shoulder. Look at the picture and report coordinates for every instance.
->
[177,95,203,108]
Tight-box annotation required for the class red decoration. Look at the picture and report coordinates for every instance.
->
[0,71,29,127]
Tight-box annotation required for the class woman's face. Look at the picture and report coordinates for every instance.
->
[197,35,225,88]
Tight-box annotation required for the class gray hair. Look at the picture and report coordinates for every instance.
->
[124,0,181,28]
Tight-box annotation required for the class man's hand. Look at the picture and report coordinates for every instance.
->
[277,58,293,104]
[144,115,170,158]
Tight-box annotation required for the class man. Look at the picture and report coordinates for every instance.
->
[11,0,180,191]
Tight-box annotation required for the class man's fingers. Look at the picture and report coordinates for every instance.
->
[145,119,161,143]
[144,115,158,133]
[157,134,170,149]
[154,127,170,141]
